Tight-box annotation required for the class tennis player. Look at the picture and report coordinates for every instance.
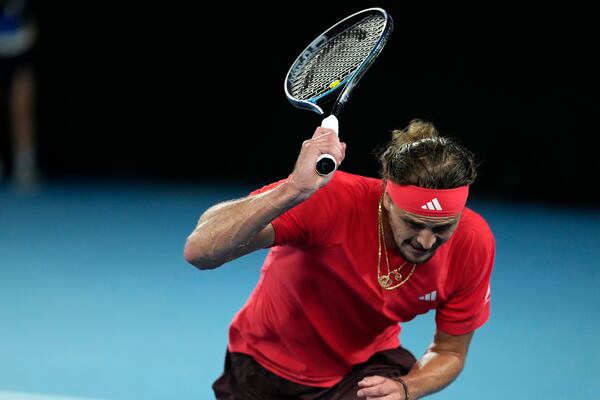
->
[185,120,495,400]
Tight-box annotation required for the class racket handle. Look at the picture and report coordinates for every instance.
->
[316,115,339,176]
[321,115,339,133]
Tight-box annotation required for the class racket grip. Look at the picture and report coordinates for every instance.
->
[316,115,339,176]
[321,115,339,134]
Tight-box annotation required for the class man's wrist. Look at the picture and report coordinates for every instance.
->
[393,377,410,400]
[278,177,316,205]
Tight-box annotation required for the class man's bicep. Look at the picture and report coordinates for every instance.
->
[223,223,275,263]
[248,223,275,250]
[429,329,474,359]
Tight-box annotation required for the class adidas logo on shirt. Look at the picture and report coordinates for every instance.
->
[419,291,437,301]
[421,198,443,211]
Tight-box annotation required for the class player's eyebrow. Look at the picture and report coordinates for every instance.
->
[402,216,456,231]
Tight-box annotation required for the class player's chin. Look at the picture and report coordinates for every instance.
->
[402,244,435,264]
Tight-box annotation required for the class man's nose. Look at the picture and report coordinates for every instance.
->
[415,230,436,250]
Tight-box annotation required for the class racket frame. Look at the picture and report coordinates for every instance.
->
[284,7,394,117]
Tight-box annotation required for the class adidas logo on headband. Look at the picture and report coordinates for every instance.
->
[421,198,443,211]
[386,183,469,216]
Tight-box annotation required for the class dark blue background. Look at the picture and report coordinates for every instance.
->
[28,2,599,205]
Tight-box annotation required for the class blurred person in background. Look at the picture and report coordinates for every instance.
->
[0,0,38,188]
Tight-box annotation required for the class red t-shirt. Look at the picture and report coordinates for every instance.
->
[228,171,495,387]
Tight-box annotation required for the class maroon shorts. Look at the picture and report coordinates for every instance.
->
[213,347,417,400]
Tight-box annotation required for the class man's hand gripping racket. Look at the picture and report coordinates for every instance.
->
[287,125,346,200]
[285,8,394,176]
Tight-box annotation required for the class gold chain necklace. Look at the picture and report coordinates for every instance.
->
[377,195,416,290]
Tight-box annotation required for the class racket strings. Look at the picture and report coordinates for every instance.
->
[289,14,386,101]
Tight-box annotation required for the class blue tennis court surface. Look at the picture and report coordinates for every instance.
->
[1,181,598,399]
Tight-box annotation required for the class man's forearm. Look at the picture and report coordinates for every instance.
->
[401,350,465,399]
[184,180,307,269]
[184,125,345,270]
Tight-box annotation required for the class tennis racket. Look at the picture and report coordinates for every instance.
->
[284,7,394,176]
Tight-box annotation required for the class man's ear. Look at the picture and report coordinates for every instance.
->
[382,191,393,211]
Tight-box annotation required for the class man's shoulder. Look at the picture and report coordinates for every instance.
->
[452,207,495,251]
[328,170,382,192]
[304,171,382,218]
[441,208,495,286]
[248,171,380,198]
[460,208,492,234]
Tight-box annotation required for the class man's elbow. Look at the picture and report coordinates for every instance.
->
[183,240,223,270]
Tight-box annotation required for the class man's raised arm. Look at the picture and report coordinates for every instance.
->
[183,126,345,269]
